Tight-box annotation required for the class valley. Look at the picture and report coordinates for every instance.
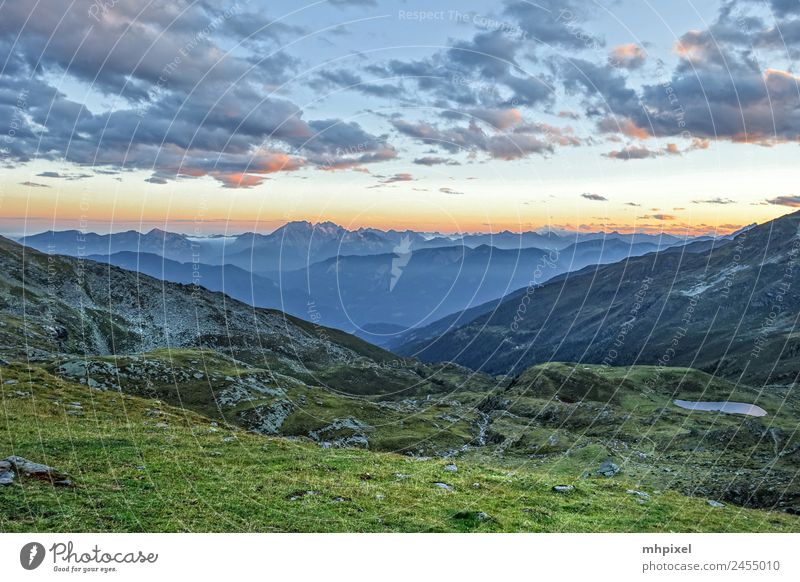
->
[2,216,799,531]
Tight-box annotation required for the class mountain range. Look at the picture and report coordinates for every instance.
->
[398,211,800,386]
[79,234,681,342]
[18,220,695,271]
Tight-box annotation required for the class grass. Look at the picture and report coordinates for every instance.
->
[1,363,798,532]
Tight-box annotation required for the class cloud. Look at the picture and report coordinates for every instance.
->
[144,176,168,185]
[693,197,736,205]
[439,187,464,195]
[557,2,800,149]
[624,202,641,207]
[597,116,650,139]
[581,193,608,201]
[604,143,683,160]
[608,44,646,69]
[0,1,396,186]
[311,69,401,99]
[391,115,579,161]
[640,213,676,221]
[413,156,460,166]
[373,29,553,109]
[504,1,603,50]
[20,181,50,188]
[36,171,92,180]
[380,173,414,184]
[766,195,800,208]
[604,145,659,160]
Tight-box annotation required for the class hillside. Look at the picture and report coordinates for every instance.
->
[0,235,441,397]
[400,211,800,385]
[2,364,797,532]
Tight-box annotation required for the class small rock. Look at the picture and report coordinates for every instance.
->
[359,473,373,481]
[553,485,575,493]
[433,482,453,491]
[287,490,319,501]
[597,460,620,477]
[4,379,18,385]
[222,436,236,443]
[375,493,385,500]
[476,511,489,521]
[394,473,410,480]
[472,482,481,489]
[707,500,726,508]
[154,422,169,429]
[193,373,204,380]
[626,489,650,503]
[443,463,458,473]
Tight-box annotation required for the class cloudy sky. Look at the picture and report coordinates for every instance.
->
[1,0,799,235]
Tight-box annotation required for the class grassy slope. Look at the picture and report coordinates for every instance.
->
[1,364,797,532]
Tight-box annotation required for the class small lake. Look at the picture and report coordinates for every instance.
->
[673,399,767,417]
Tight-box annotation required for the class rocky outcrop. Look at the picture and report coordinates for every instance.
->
[1,456,72,487]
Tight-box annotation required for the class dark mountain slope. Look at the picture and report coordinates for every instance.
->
[400,211,800,385]
[86,251,314,319]
[0,236,449,396]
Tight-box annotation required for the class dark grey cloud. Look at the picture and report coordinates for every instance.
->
[413,156,460,166]
[371,28,553,109]
[766,195,800,207]
[311,69,401,99]
[392,117,558,160]
[392,110,580,161]
[439,187,464,195]
[36,171,92,180]
[581,193,607,201]
[604,145,659,160]
[20,181,50,188]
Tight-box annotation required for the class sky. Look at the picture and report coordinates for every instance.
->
[0,0,799,237]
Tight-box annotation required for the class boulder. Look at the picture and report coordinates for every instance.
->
[2,456,72,487]
[597,460,620,477]
[553,485,574,493]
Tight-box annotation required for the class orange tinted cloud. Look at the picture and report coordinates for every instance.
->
[609,43,646,69]
[598,116,650,139]
[194,152,304,188]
